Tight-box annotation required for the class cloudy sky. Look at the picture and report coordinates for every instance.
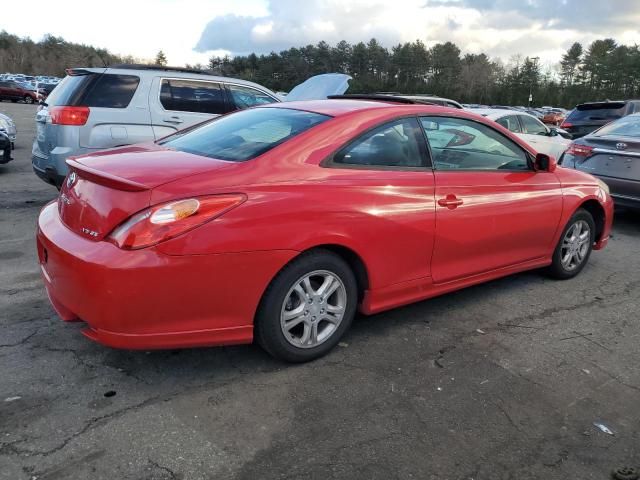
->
[4,0,640,66]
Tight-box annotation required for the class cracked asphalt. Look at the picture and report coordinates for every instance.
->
[1,102,639,480]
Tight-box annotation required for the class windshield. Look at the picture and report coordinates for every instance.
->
[594,115,640,138]
[160,107,330,161]
[567,103,626,122]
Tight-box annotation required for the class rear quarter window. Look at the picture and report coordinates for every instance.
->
[45,73,139,108]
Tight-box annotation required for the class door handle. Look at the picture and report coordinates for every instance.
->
[438,195,463,209]
[163,116,183,124]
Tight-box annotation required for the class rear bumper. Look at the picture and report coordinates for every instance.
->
[37,202,297,349]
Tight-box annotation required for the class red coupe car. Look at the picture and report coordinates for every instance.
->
[37,98,613,362]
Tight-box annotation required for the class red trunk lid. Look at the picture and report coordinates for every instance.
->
[58,143,240,241]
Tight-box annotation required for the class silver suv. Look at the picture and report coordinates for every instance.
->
[32,65,349,187]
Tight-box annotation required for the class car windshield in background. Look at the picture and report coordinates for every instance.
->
[567,103,626,121]
[594,115,640,137]
[160,107,330,161]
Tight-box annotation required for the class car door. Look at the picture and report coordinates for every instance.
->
[420,115,563,284]
[518,114,569,159]
[149,77,231,139]
[0,81,7,99]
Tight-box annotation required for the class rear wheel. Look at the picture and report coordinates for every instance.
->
[24,95,34,104]
[547,209,595,279]
[255,250,357,362]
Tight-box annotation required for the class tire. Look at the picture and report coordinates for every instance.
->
[10,99,17,103]
[547,208,595,279]
[24,96,34,104]
[255,249,357,362]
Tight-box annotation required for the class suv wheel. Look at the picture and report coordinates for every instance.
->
[23,95,34,104]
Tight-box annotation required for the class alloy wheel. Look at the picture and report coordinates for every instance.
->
[560,219,591,271]
[280,270,347,349]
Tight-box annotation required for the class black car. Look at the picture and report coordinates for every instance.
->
[0,130,12,164]
[561,100,640,139]
[560,113,640,208]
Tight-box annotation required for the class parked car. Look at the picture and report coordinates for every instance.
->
[542,108,566,126]
[469,109,571,159]
[0,130,11,164]
[560,100,640,139]
[37,98,613,362]
[36,82,58,100]
[32,65,350,188]
[0,80,39,104]
[0,112,17,149]
[560,113,640,208]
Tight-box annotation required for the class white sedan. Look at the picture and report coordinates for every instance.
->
[469,109,571,160]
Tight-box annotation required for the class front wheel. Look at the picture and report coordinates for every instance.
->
[255,250,357,362]
[547,209,595,279]
[24,95,34,104]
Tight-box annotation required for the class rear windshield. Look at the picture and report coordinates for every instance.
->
[567,103,626,122]
[160,107,330,161]
[45,72,139,108]
[594,115,640,138]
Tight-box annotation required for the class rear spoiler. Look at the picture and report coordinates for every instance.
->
[66,159,148,192]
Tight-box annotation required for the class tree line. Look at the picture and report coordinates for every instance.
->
[199,39,640,108]
[2,28,638,108]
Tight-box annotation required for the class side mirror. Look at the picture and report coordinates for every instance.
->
[548,127,558,137]
[534,153,557,172]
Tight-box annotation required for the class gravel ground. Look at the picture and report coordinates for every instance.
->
[1,101,639,480]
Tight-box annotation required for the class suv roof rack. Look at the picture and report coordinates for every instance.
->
[108,64,212,75]
[327,94,437,105]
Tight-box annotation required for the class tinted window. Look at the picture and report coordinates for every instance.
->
[519,115,547,135]
[333,118,427,168]
[421,116,529,171]
[228,84,277,109]
[593,115,640,138]
[45,73,139,108]
[82,74,139,108]
[496,115,522,133]
[161,107,329,161]
[567,103,626,122]
[160,79,226,114]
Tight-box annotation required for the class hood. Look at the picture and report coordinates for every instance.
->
[285,73,351,102]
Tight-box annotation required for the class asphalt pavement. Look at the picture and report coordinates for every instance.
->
[1,101,639,480]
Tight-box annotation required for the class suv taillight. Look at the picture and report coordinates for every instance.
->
[49,106,90,126]
[560,121,572,129]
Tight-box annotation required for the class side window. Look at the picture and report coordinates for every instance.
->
[83,74,139,108]
[420,116,529,171]
[519,115,548,135]
[496,115,522,133]
[333,118,427,168]
[160,79,226,114]
[228,84,277,109]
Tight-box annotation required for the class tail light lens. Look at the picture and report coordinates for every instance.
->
[565,143,594,157]
[560,121,573,129]
[50,106,90,126]
[108,194,246,250]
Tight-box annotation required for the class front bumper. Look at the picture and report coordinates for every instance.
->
[37,202,297,349]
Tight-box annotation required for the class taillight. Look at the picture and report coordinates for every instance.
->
[560,121,573,129]
[49,106,90,126]
[107,194,246,250]
[565,143,594,157]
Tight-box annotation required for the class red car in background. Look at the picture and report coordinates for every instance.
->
[0,80,38,104]
[37,98,613,362]
[542,108,566,126]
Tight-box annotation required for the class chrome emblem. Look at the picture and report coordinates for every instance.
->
[81,227,99,238]
[66,172,77,188]
[616,142,628,150]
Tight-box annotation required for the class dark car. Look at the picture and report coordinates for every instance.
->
[0,130,12,164]
[0,80,39,104]
[560,113,640,208]
[561,100,640,139]
[37,83,58,100]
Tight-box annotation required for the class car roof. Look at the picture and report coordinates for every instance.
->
[263,99,466,117]
[68,66,278,95]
